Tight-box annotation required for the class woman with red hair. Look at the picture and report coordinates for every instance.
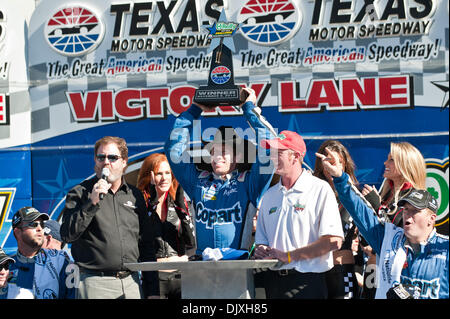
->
[137,153,195,299]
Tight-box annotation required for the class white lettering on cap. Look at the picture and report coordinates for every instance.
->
[411,192,424,200]
[429,198,438,210]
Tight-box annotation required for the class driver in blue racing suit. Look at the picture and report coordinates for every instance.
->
[164,87,275,254]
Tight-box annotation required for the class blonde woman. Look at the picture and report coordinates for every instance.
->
[362,142,427,226]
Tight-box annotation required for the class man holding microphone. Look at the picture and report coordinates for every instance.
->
[61,136,158,299]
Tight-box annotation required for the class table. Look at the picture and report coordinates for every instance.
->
[125,259,280,299]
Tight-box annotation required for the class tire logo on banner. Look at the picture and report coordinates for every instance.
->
[211,66,231,84]
[238,0,301,45]
[426,158,449,235]
[45,6,104,56]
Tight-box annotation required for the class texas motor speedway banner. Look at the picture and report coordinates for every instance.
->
[0,0,448,252]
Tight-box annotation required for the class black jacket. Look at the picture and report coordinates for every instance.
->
[141,184,195,297]
[364,181,414,227]
[60,176,159,296]
[146,184,195,258]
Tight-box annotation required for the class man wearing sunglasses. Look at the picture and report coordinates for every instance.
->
[0,248,13,288]
[60,136,158,299]
[7,207,74,299]
[0,247,34,299]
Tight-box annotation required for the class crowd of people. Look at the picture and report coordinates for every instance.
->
[0,87,448,299]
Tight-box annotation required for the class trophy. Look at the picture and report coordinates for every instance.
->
[194,10,247,107]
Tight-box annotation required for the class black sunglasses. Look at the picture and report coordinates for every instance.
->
[96,154,121,162]
[20,221,45,230]
[0,263,10,271]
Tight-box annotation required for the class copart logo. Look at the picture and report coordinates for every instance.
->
[196,202,242,229]
[238,0,302,45]
[45,6,104,56]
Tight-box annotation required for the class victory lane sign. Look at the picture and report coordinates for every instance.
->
[194,10,247,107]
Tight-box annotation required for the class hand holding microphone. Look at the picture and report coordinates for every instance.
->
[99,168,110,200]
[91,168,111,204]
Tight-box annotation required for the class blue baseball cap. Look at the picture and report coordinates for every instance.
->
[43,219,62,242]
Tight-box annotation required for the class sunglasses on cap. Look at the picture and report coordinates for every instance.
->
[96,154,121,162]
[19,221,45,230]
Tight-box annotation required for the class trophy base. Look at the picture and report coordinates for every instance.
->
[194,86,247,107]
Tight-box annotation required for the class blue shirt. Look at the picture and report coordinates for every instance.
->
[165,102,275,253]
[0,286,9,299]
[8,249,75,299]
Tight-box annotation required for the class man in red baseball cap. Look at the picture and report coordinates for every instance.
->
[254,131,344,299]
[261,130,307,157]
[260,130,307,186]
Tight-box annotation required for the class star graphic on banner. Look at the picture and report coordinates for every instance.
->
[431,80,449,110]
[206,22,218,36]
[287,115,321,171]
[356,168,377,184]
[0,178,22,188]
[36,160,80,200]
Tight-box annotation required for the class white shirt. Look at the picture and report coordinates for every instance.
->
[255,170,344,273]
[1,284,34,299]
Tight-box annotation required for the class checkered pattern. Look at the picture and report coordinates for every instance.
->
[343,271,355,299]
[344,215,354,234]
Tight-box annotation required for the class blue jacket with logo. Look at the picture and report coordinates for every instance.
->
[165,102,274,254]
[8,249,75,299]
[334,172,449,299]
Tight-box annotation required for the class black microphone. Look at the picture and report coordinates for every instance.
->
[99,168,110,200]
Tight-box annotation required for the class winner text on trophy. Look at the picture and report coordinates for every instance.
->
[194,10,247,107]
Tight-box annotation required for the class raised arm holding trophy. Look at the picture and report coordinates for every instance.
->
[165,10,277,257]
